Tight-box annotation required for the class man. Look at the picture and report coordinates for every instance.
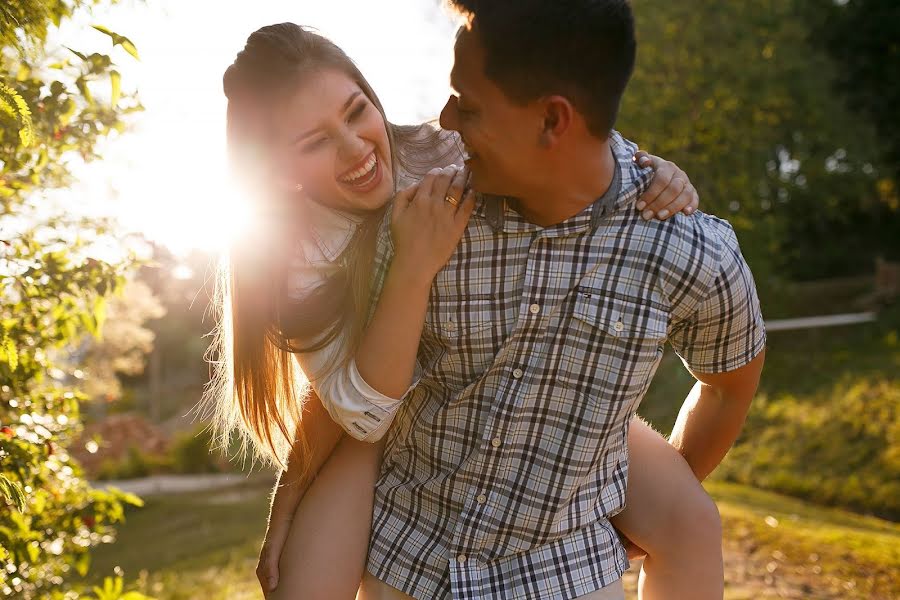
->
[360,1,766,599]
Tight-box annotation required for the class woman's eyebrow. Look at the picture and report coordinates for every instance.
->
[292,91,363,144]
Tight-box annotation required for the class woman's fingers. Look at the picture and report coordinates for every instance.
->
[442,167,468,213]
[391,183,420,223]
[636,157,675,218]
[636,156,701,220]
[414,166,457,206]
[633,150,653,170]
[256,544,280,593]
[453,188,476,229]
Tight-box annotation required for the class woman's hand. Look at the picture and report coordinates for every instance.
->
[633,151,700,221]
[257,513,291,595]
[390,166,475,285]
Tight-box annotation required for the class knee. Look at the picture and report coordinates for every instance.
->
[677,487,722,547]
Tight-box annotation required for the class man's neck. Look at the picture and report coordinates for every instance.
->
[514,140,616,227]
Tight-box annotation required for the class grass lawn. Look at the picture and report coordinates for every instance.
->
[80,478,899,600]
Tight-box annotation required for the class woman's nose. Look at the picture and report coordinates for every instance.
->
[338,129,367,160]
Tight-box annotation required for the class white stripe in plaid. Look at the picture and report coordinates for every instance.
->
[365,132,766,599]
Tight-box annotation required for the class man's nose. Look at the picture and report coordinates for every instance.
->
[439,96,459,132]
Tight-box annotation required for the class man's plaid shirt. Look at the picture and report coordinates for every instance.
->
[364,132,766,599]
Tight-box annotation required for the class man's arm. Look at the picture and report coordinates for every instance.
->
[666,215,767,480]
[669,350,765,481]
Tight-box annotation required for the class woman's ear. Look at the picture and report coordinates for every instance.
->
[539,95,574,148]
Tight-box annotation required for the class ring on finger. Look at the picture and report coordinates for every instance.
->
[445,193,460,207]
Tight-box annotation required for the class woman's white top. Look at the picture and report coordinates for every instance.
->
[286,125,464,442]
[286,199,407,442]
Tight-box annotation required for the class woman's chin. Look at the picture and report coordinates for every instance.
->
[345,176,393,213]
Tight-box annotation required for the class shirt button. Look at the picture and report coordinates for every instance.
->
[491,437,502,448]
[457,554,467,563]
[613,321,625,333]
[477,494,487,504]
[512,368,524,379]
[529,303,541,315]
[444,321,457,331]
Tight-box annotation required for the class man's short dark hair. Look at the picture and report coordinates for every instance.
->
[448,0,636,137]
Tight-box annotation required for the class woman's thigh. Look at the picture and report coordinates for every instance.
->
[269,435,386,600]
[610,417,713,555]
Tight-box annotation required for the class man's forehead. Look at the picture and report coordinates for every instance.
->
[450,25,480,91]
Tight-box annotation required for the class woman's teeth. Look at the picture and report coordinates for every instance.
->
[340,153,377,184]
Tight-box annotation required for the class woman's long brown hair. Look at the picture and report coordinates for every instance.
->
[199,23,461,474]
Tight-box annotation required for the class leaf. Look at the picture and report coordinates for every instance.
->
[1,334,17,371]
[74,552,90,577]
[0,475,26,512]
[92,25,140,60]
[0,79,35,147]
[110,70,121,107]
[76,77,94,106]
[65,46,88,61]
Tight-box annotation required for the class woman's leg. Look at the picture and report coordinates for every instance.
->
[610,417,724,600]
[268,434,386,600]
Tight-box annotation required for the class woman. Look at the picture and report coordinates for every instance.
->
[206,23,722,600]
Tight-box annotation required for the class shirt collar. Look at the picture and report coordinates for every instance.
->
[474,131,653,235]
[302,198,365,262]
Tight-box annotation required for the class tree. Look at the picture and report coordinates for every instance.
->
[1,1,153,597]
[802,0,900,182]
[619,0,899,286]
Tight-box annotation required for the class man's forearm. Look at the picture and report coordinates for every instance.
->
[668,380,753,482]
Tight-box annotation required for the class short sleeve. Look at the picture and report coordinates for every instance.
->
[668,223,767,374]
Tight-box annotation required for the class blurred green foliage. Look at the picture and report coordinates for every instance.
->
[620,0,899,285]
[95,426,239,481]
[1,1,151,597]
[641,304,900,519]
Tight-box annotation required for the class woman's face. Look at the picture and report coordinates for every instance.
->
[273,69,393,214]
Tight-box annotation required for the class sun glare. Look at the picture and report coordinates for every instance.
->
[60,0,455,258]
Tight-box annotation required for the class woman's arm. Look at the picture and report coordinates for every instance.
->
[287,166,474,445]
[256,386,344,594]
[355,165,473,398]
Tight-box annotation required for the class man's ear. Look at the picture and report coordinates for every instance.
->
[538,95,574,148]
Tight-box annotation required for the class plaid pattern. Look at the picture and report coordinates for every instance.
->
[365,132,766,599]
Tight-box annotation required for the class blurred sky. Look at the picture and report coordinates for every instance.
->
[57,0,458,255]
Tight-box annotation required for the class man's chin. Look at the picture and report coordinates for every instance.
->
[467,171,509,196]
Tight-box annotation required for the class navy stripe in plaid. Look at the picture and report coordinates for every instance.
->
[365,132,766,599]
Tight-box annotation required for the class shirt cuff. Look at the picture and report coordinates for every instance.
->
[342,358,418,442]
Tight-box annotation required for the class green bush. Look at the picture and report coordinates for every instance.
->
[639,305,900,518]
[718,379,899,519]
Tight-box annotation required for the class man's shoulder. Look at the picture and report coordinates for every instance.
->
[602,209,742,311]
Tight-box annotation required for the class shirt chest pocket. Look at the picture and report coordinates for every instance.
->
[421,297,498,386]
[559,291,669,399]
